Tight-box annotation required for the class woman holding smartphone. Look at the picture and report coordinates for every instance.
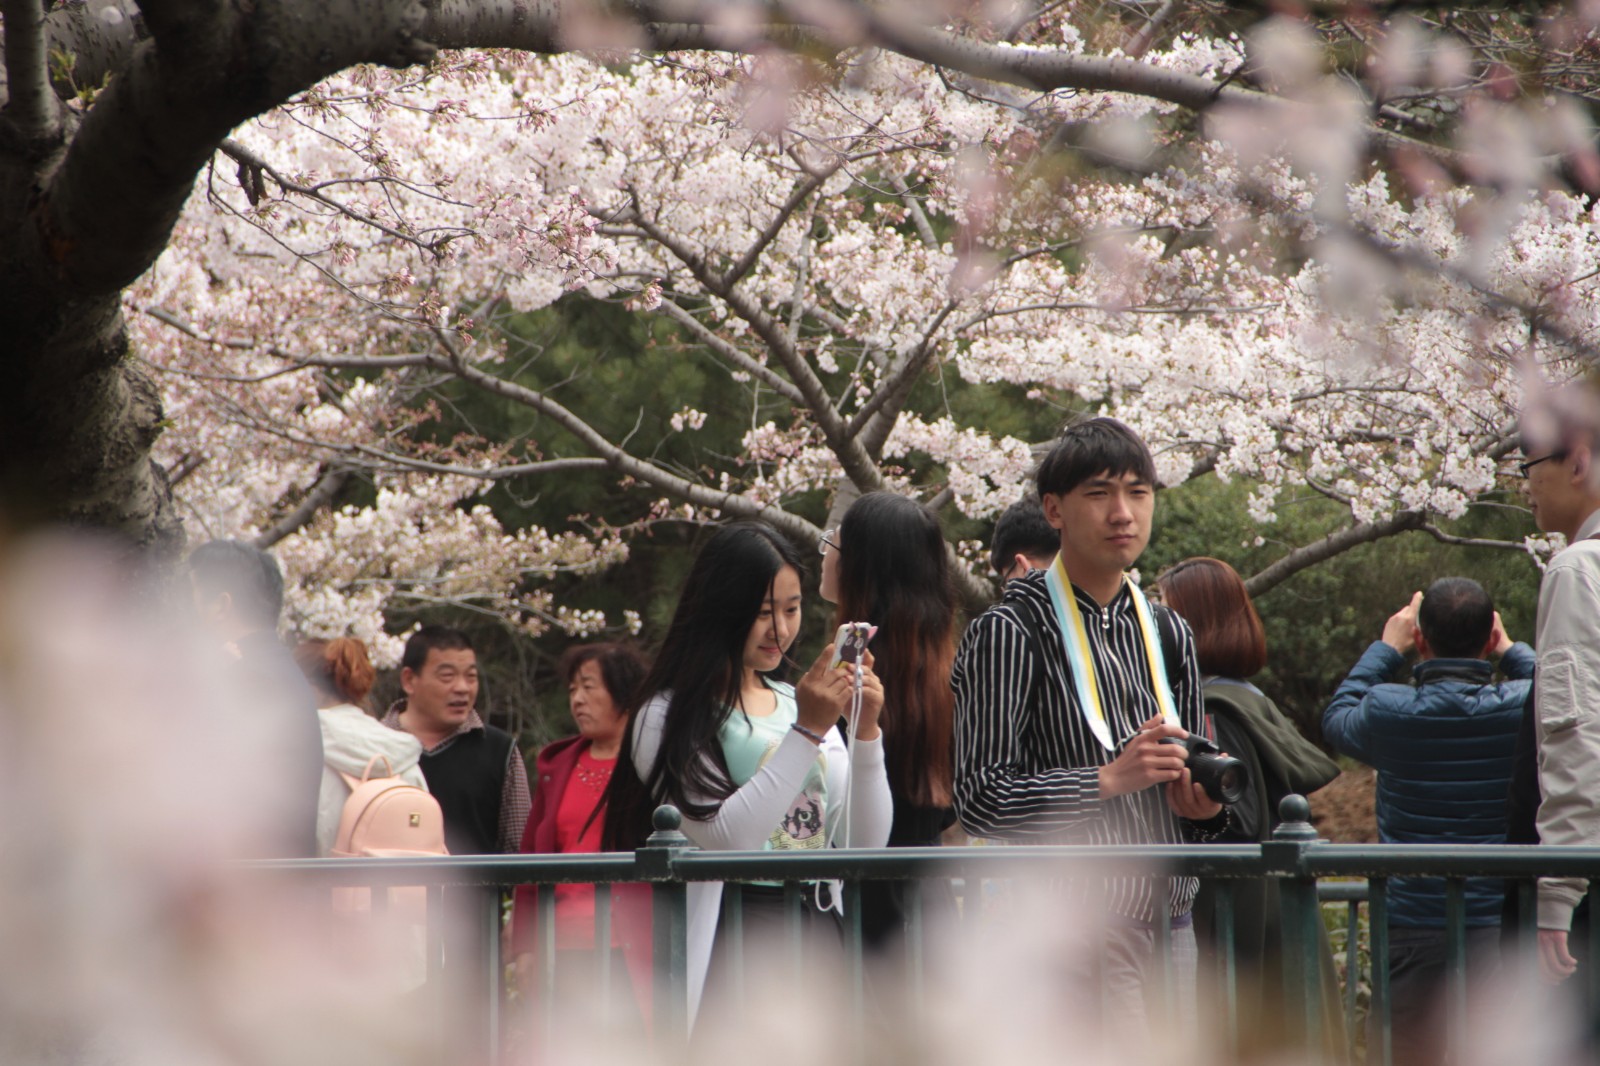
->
[602,520,893,1025]
[819,491,958,949]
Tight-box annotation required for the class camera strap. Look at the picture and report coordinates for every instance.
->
[813,662,864,917]
[1043,554,1179,750]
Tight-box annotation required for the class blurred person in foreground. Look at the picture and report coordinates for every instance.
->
[1322,578,1530,1063]
[188,539,322,856]
[952,417,1232,1031]
[293,636,427,857]
[1155,557,1343,1055]
[511,643,652,1020]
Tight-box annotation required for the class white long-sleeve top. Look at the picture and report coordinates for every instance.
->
[630,682,892,1023]
[317,702,429,856]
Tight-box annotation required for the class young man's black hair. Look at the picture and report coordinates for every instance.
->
[1034,417,1157,498]
[990,497,1060,577]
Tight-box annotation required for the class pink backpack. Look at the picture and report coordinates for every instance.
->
[331,755,448,915]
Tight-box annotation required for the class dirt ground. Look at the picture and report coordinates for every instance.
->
[1305,763,1378,843]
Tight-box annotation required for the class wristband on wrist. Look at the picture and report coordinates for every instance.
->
[791,722,825,745]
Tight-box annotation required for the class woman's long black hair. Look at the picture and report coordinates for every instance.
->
[601,521,808,849]
[834,491,956,808]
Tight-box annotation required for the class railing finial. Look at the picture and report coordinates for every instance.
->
[1273,794,1321,842]
[647,803,688,844]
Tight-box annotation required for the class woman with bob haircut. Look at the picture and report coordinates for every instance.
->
[1154,556,1342,1046]
[601,521,893,1026]
[819,490,957,948]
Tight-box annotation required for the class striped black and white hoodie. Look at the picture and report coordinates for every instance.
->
[952,568,1227,924]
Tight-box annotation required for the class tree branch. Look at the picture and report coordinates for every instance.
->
[837,4,1461,167]
[253,464,353,548]
[651,298,805,403]
[1244,509,1426,599]
[625,203,888,495]
[722,159,840,289]
[1417,523,1530,552]
[850,297,959,454]
[290,341,822,545]
[2,0,62,147]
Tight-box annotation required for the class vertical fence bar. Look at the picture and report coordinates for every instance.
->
[1370,877,1391,1066]
[726,883,746,1012]
[1516,877,1536,935]
[1215,880,1238,1051]
[783,881,804,981]
[844,879,865,1051]
[537,884,557,1047]
[1267,796,1322,1055]
[1155,877,1175,1018]
[1090,872,1110,1031]
[907,878,925,1015]
[485,887,503,1065]
[427,883,446,1049]
[595,884,613,1015]
[1589,881,1600,1023]
[638,807,695,1047]
[1344,899,1360,1055]
[1444,877,1467,1060]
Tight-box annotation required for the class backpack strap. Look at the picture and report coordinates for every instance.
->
[335,754,397,793]
[1150,602,1183,691]
[1009,599,1046,721]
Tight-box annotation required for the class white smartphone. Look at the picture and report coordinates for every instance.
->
[827,622,875,669]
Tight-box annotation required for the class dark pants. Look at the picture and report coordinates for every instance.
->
[1370,925,1501,1066]
[700,884,843,1021]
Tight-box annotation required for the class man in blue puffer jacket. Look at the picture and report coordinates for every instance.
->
[1322,577,1532,1063]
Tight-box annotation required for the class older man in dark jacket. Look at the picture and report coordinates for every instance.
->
[1322,577,1531,1063]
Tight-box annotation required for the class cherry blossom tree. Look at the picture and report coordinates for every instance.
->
[6,1,1600,647]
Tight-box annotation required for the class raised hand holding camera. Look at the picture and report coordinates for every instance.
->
[827,622,875,669]
[795,633,882,742]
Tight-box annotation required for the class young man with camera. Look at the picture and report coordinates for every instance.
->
[952,417,1232,1028]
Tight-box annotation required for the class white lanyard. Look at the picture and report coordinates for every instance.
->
[1042,553,1178,750]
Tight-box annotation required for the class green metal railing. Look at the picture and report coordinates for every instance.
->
[250,796,1600,1063]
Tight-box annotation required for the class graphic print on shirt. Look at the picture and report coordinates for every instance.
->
[756,737,828,851]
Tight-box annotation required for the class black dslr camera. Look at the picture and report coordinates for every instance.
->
[1163,735,1248,805]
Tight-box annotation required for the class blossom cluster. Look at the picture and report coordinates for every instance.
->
[131,16,1600,634]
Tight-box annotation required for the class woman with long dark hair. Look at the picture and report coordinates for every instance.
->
[819,491,957,947]
[602,521,893,1024]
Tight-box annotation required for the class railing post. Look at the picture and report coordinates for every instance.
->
[1263,795,1324,1055]
[636,804,697,1044]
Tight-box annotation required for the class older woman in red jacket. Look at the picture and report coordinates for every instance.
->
[512,643,650,1020]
